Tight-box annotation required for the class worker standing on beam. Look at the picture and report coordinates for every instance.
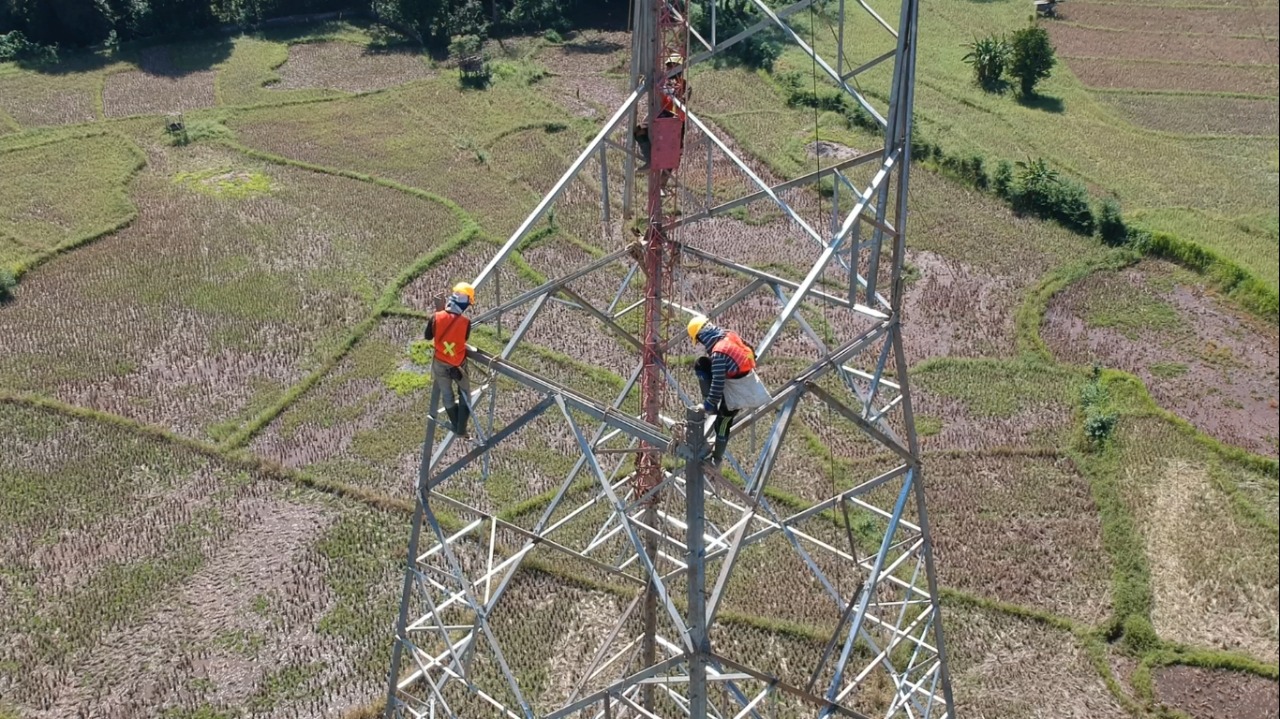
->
[425,282,475,437]
[688,315,772,466]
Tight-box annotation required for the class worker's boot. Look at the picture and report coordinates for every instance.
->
[710,412,735,466]
[444,406,460,434]
[455,403,471,438]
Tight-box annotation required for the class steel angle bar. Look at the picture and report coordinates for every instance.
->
[473,89,641,289]
[426,396,557,490]
[386,383,445,719]
[414,517,482,563]
[742,0,887,127]
[608,261,640,314]
[470,349,670,448]
[757,150,900,358]
[398,637,459,712]
[547,657,688,719]
[710,655,872,719]
[770,283,831,357]
[560,286,646,353]
[563,594,644,709]
[688,0,818,67]
[842,48,898,81]
[805,382,911,461]
[473,248,630,325]
[681,108,827,249]
[424,491,647,587]
[681,246,885,319]
[416,502,534,716]
[670,150,881,229]
[559,398,694,652]
[841,600,936,698]
[822,471,915,710]
[729,320,892,437]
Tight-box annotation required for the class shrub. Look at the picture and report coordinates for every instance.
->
[1121,615,1160,655]
[1080,368,1118,447]
[962,34,1009,91]
[1009,25,1056,97]
[0,30,58,63]
[0,268,16,301]
[940,152,988,190]
[695,0,783,71]
[1097,198,1127,247]
[992,159,1014,198]
[1012,158,1095,235]
[448,33,484,61]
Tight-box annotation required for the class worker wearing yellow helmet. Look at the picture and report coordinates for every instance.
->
[633,50,691,173]
[688,314,771,466]
[424,282,475,437]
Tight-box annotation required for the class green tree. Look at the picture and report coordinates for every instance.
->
[694,0,782,71]
[962,34,1009,91]
[1008,25,1055,97]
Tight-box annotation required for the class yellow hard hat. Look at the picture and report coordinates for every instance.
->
[665,53,683,66]
[687,314,708,343]
[452,282,475,303]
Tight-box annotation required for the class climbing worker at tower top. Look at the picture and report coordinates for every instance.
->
[424,282,475,437]
[659,52,689,123]
[634,52,691,173]
[688,315,772,466]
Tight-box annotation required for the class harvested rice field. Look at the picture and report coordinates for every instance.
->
[1,11,1276,719]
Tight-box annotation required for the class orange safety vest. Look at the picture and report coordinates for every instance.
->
[433,310,470,368]
[661,76,687,121]
[711,331,755,378]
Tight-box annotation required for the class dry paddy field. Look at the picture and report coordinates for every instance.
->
[1050,1,1280,137]
[270,41,433,94]
[1043,259,1280,456]
[2,19,1278,719]
[0,402,403,719]
[0,139,464,440]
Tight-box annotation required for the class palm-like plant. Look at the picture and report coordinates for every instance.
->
[963,35,1010,91]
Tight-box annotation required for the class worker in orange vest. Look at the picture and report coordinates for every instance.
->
[634,52,690,172]
[688,315,771,465]
[424,282,475,437]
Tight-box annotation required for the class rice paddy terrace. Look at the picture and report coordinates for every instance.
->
[0,6,1276,719]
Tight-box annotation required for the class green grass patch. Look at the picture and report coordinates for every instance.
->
[0,132,144,273]
[1148,362,1188,379]
[175,167,273,199]
[914,357,1080,418]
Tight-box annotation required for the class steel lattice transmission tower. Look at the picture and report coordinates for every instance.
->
[383,0,955,716]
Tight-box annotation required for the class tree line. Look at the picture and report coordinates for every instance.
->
[0,0,621,59]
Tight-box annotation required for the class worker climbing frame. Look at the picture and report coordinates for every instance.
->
[384,0,955,717]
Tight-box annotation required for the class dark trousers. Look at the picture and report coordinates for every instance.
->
[695,357,737,459]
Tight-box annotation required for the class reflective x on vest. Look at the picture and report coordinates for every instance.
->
[433,310,469,368]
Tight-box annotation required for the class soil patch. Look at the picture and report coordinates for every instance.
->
[1101,93,1278,136]
[1058,3,1278,37]
[273,41,432,93]
[901,250,1022,361]
[1049,24,1279,65]
[1066,57,1279,96]
[928,453,1113,624]
[1155,665,1279,719]
[1042,259,1279,457]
